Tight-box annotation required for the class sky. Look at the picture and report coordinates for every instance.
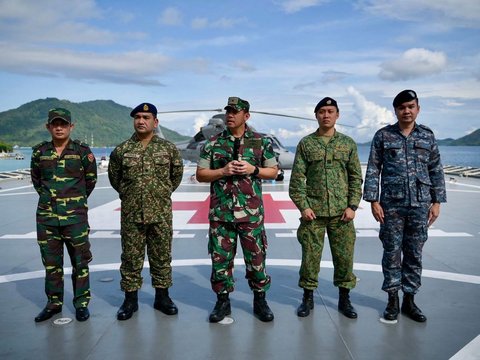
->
[0,0,479,145]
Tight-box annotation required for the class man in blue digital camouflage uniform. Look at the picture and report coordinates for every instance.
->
[289,97,363,319]
[31,108,97,322]
[196,97,278,323]
[363,90,446,322]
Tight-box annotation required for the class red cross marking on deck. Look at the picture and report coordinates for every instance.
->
[172,193,297,224]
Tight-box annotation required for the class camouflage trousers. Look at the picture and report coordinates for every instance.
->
[120,220,173,292]
[36,222,92,309]
[297,215,357,290]
[208,220,271,294]
[379,204,429,294]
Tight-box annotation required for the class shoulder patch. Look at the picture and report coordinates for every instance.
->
[32,141,48,150]
[73,139,91,149]
[418,124,433,133]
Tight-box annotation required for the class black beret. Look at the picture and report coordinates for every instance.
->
[130,103,157,117]
[314,97,338,113]
[393,90,418,108]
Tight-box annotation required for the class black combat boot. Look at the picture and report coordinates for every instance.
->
[34,306,62,322]
[209,293,231,323]
[117,291,139,321]
[338,287,358,319]
[154,288,178,315]
[383,291,399,321]
[401,293,426,322]
[297,289,314,317]
[253,291,274,322]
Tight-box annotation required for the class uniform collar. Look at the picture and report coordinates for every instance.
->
[224,124,254,140]
[130,133,161,142]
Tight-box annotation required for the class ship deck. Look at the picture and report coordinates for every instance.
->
[0,166,479,360]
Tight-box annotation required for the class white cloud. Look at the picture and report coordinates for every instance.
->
[379,48,447,81]
[194,115,209,133]
[159,7,183,26]
[232,61,256,72]
[191,16,247,29]
[274,0,328,13]
[0,0,119,44]
[0,44,187,85]
[272,124,318,139]
[360,0,480,28]
[445,100,465,107]
[346,86,395,140]
[191,17,209,29]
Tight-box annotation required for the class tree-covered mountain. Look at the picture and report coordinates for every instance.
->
[0,98,190,147]
[448,128,480,146]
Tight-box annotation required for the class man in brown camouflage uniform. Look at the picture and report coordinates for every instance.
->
[31,107,97,322]
[289,97,363,319]
[196,97,278,322]
[108,103,183,320]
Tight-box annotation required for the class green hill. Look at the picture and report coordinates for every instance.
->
[0,98,190,147]
[450,129,480,146]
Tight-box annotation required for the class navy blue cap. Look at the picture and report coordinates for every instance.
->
[130,103,157,117]
[393,90,418,108]
[314,97,338,113]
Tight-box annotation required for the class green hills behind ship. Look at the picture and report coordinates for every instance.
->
[0,98,479,147]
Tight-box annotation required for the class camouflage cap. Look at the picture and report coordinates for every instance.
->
[48,108,72,124]
[314,97,338,113]
[393,90,418,108]
[130,103,158,117]
[224,97,250,112]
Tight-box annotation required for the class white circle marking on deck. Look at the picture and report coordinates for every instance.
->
[0,259,479,285]
[53,318,73,325]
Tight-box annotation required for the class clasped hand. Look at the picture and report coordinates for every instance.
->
[223,160,254,176]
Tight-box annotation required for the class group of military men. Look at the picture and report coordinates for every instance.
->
[31,90,446,324]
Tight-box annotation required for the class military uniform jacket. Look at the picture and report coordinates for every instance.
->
[108,134,183,224]
[289,130,363,217]
[30,139,97,226]
[363,123,447,206]
[198,125,278,223]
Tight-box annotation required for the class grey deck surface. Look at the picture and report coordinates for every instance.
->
[0,167,479,360]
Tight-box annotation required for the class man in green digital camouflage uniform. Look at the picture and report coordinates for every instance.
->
[31,107,97,322]
[196,97,278,323]
[108,103,183,320]
[289,97,362,319]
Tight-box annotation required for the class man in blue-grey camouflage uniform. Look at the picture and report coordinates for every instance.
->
[289,97,363,319]
[108,103,183,320]
[31,107,97,323]
[363,90,446,322]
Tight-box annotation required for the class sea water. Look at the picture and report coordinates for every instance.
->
[1,146,479,172]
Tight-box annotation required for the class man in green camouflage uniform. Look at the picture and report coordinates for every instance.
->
[289,97,362,319]
[31,107,97,322]
[108,103,183,320]
[196,97,278,323]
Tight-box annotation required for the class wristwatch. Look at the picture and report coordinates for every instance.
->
[348,204,358,211]
[252,166,260,176]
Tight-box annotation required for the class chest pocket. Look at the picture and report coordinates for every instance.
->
[154,155,170,177]
[305,148,325,163]
[65,157,83,176]
[40,159,56,180]
[383,141,403,162]
[414,140,431,163]
[123,156,141,179]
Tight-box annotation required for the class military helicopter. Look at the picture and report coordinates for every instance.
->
[157,108,321,170]
[157,108,355,179]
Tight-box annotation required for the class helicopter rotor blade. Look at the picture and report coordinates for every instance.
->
[157,108,355,128]
[251,111,355,128]
[156,109,223,114]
